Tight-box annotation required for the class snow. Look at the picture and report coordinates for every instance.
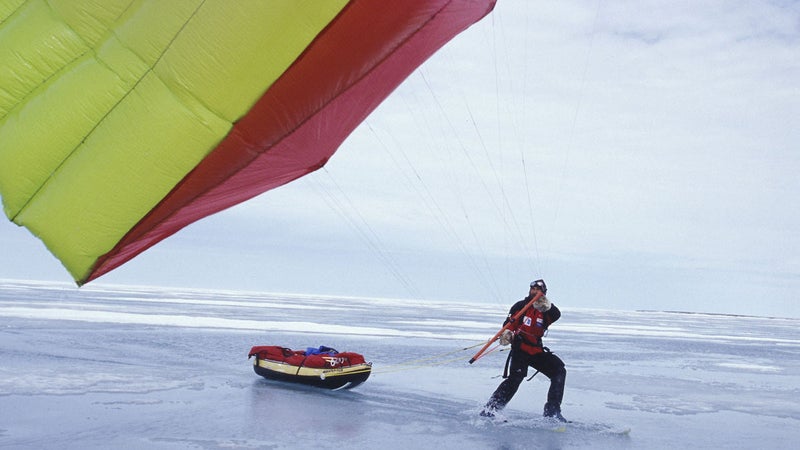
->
[1,280,798,449]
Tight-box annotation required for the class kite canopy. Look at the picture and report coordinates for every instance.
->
[0,0,495,284]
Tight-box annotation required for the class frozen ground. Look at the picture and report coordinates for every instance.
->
[1,280,798,449]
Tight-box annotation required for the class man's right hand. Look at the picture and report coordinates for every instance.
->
[499,329,514,346]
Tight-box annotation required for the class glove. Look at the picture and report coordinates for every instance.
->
[499,329,514,346]
[533,295,551,312]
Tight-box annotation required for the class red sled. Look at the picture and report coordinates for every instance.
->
[248,345,372,390]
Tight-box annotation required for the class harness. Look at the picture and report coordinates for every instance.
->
[502,335,551,380]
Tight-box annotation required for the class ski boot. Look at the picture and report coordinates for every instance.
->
[480,399,500,418]
[543,402,569,423]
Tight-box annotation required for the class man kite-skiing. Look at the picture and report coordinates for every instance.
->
[480,279,568,422]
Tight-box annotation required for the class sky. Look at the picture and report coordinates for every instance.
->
[1,0,799,318]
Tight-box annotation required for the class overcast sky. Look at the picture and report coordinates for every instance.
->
[2,0,798,318]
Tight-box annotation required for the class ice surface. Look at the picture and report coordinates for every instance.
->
[1,280,798,449]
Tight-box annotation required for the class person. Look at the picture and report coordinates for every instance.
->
[480,279,568,422]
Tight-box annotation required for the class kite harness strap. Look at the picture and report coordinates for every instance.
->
[503,345,549,381]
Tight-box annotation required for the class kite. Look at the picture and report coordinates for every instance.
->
[0,0,495,284]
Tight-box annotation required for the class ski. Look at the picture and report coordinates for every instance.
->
[478,411,631,436]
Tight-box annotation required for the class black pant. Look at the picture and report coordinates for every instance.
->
[486,348,566,411]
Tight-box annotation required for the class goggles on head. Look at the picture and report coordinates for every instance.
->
[529,279,547,294]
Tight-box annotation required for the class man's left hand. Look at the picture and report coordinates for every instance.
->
[534,295,551,312]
